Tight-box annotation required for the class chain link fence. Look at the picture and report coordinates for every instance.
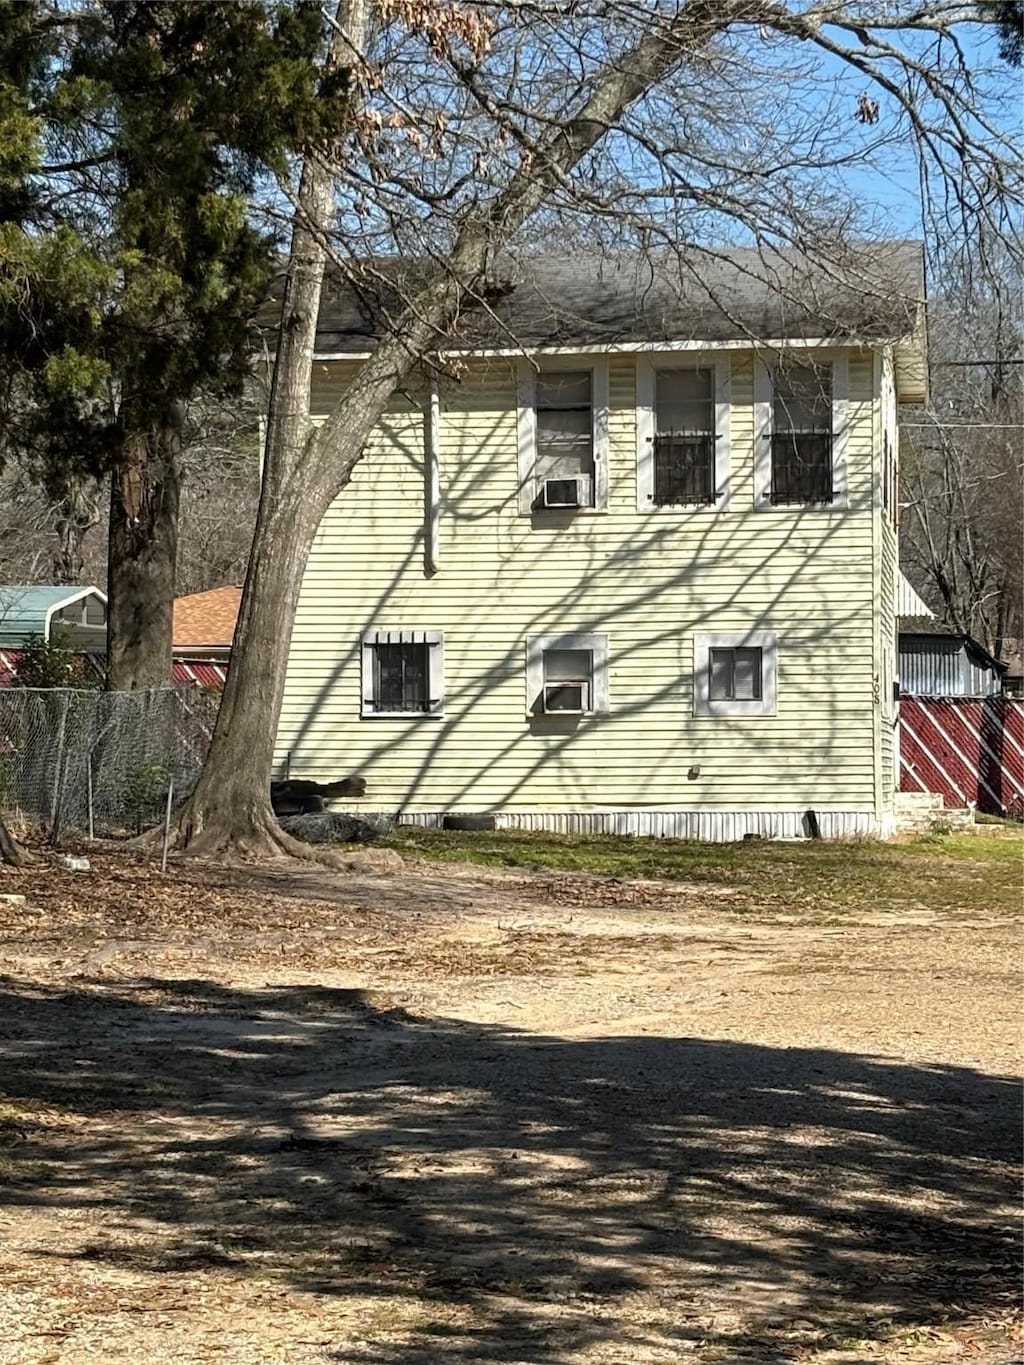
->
[0,687,220,841]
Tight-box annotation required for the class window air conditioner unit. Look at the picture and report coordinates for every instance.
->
[541,474,592,509]
[542,681,589,714]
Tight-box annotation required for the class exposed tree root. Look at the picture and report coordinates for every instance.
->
[132,793,401,871]
[0,814,37,867]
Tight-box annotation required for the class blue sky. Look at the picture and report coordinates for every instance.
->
[814,19,1022,238]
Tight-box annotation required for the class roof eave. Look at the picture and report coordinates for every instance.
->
[312,333,903,363]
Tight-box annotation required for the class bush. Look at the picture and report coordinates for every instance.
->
[122,761,176,833]
[13,633,101,690]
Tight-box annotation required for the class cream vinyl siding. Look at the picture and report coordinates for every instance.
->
[278,348,883,815]
[878,349,900,811]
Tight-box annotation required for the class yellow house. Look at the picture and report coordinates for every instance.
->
[276,246,925,838]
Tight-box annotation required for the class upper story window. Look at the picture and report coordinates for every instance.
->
[654,368,716,506]
[754,352,848,512]
[771,363,833,505]
[517,359,609,514]
[636,356,730,512]
[536,372,594,507]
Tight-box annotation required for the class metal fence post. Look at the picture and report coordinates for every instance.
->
[49,691,71,845]
[161,778,175,871]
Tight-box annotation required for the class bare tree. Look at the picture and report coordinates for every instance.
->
[174,394,263,597]
[0,394,261,602]
[167,0,1021,856]
[901,244,1023,658]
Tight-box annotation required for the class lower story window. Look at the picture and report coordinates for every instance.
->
[709,646,763,702]
[374,642,429,712]
[694,632,777,716]
[526,633,609,716]
[542,647,594,712]
[362,630,444,716]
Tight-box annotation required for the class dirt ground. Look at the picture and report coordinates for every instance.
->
[0,846,1020,1364]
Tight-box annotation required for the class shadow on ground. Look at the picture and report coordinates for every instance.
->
[0,976,1019,1361]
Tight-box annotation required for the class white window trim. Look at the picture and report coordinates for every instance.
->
[636,355,731,512]
[361,629,445,718]
[693,631,777,717]
[526,633,609,717]
[753,350,848,511]
[517,356,610,516]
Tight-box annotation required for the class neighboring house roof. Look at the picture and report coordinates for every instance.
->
[0,648,228,690]
[171,657,229,688]
[294,242,927,399]
[897,572,934,619]
[0,585,107,646]
[898,615,954,636]
[895,574,1006,675]
[173,585,241,651]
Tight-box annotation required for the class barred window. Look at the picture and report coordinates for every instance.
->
[372,642,428,712]
[361,631,444,717]
[771,363,833,505]
[654,368,715,505]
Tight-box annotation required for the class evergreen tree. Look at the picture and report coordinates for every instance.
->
[0,0,343,687]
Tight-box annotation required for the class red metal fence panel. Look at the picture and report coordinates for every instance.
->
[899,697,1024,816]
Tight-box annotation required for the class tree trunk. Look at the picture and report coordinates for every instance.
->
[106,406,182,690]
[170,1,731,858]
[0,812,35,867]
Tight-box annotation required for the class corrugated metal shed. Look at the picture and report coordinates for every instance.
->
[0,585,107,646]
[898,619,1005,698]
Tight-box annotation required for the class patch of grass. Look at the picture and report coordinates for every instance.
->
[392,827,1023,918]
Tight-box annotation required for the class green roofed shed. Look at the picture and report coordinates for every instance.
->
[0,586,108,649]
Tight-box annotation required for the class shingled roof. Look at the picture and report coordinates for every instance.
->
[301,241,925,359]
[173,585,241,652]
